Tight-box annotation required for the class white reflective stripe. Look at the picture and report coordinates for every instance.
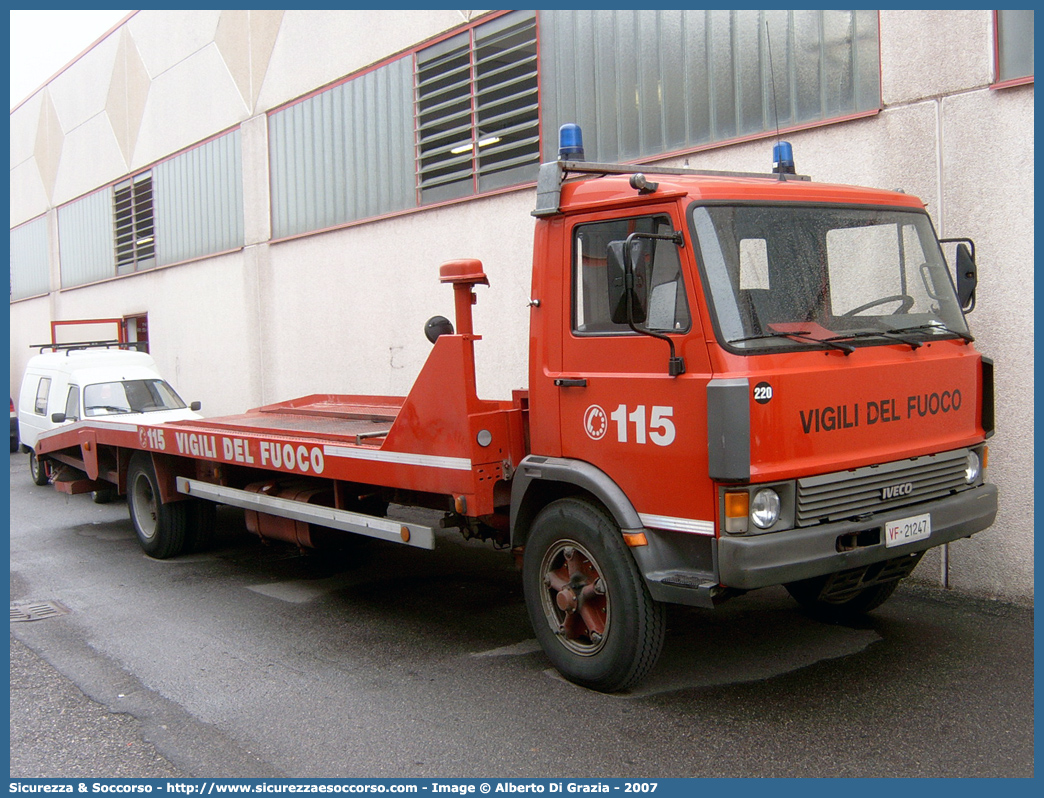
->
[638,513,715,536]
[87,421,139,432]
[39,420,139,439]
[323,444,472,471]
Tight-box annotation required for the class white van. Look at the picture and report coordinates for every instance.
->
[17,347,202,487]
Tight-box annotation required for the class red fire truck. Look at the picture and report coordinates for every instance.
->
[31,127,997,692]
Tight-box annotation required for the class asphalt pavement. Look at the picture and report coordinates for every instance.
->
[8,451,1035,778]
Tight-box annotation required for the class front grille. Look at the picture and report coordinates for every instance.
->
[796,448,969,526]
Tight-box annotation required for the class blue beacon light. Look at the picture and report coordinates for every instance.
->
[772,141,795,175]
[558,123,585,161]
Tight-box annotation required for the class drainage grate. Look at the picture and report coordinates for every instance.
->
[10,600,70,623]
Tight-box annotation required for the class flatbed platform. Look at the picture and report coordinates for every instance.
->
[178,395,403,446]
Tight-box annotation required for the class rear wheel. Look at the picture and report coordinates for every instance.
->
[28,450,49,486]
[184,499,217,554]
[523,497,665,692]
[127,452,187,559]
[785,575,901,622]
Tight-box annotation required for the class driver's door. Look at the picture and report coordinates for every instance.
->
[556,207,713,525]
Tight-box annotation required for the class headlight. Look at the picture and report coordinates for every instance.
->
[750,488,781,529]
[965,450,981,484]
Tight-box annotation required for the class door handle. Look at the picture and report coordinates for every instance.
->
[554,378,587,388]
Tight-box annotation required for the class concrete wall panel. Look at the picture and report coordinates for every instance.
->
[9,253,262,419]
[50,115,124,208]
[259,190,534,407]
[9,160,48,227]
[10,93,43,170]
[880,10,993,103]
[240,115,271,246]
[938,84,1034,599]
[47,33,120,133]
[127,10,221,80]
[134,45,248,170]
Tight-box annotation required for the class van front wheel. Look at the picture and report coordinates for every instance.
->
[127,453,187,559]
[29,450,49,486]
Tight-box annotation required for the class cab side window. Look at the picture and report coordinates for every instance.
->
[34,378,51,415]
[573,214,690,334]
[64,387,81,422]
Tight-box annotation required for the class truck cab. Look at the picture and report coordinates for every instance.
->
[511,132,996,689]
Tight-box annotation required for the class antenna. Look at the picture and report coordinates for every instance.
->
[766,17,796,178]
[766,18,781,149]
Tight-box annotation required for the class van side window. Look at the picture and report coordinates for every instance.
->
[64,387,80,422]
[34,378,51,415]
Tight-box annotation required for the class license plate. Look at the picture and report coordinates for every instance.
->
[885,513,932,548]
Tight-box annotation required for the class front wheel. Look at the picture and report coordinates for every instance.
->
[127,452,188,559]
[29,450,49,486]
[523,497,665,692]
[785,575,900,622]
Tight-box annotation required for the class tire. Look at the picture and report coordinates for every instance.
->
[91,486,118,504]
[11,434,19,454]
[184,499,217,554]
[126,452,188,559]
[523,497,665,692]
[29,450,49,486]
[785,575,901,622]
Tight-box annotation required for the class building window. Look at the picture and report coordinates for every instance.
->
[114,172,155,273]
[153,130,244,265]
[9,216,50,300]
[539,10,880,164]
[415,10,540,204]
[996,10,1034,85]
[268,59,415,239]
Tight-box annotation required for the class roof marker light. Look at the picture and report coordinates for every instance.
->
[772,141,795,175]
[559,123,584,161]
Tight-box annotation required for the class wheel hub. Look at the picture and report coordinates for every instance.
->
[540,540,609,656]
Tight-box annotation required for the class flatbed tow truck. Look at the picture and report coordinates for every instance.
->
[32,127,998,691]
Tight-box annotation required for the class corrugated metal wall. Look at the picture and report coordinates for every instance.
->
[539,9,881,163]
[268,58,415,240]
[9,216,50,299]
[154,130,244,266]
[57,188,115,288]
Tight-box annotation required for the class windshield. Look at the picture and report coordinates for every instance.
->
[691,204,970,352]
[83,379,187,417]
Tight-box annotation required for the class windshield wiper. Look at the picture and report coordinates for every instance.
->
[886,323,974,344]
[728,331,855,354]
[825,329,923,350]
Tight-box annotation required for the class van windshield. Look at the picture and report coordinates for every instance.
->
[690,204,970,353]
[83,380,187,417]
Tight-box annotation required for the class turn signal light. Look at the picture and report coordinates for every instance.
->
[725,491,749,534]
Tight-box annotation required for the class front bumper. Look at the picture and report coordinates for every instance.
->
[716,483,998,590]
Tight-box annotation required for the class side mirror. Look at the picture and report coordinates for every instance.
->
[190,401,202,412]
[607,239,651,325]
[51,412,67,423]
[955,243,977,311]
